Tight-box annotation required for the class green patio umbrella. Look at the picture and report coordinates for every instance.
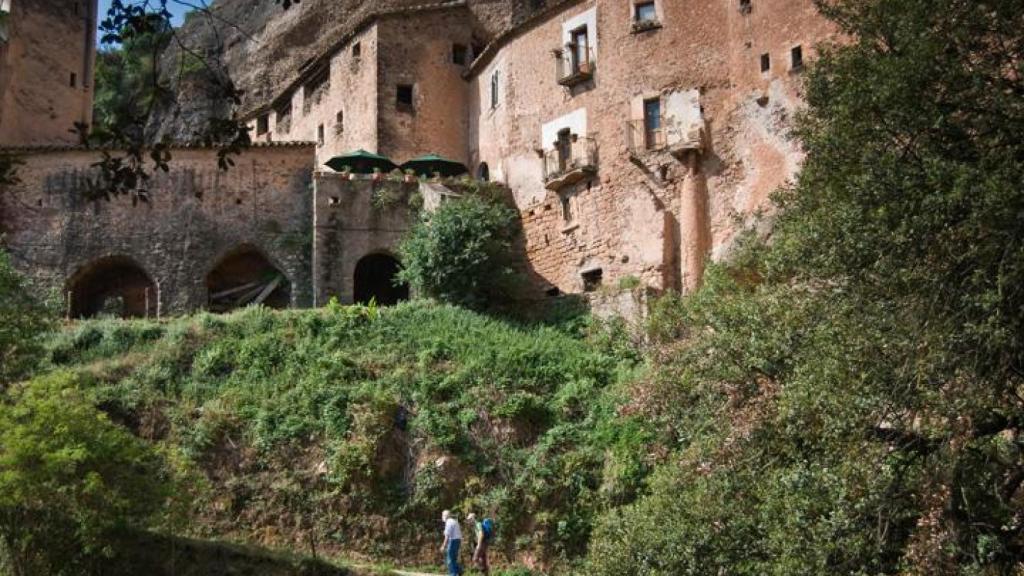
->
[400,153,469,178]
[324,149,398,174]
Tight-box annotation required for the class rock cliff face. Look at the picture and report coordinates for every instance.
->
[147,0,547,141]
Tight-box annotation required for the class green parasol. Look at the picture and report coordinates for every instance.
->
[324,149,399,174]
[400,153,469,178]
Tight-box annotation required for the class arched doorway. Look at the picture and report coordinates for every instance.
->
[67,256,158,319]
[206,246,291,312]
[477,162,490,181]
[353,253,409,306]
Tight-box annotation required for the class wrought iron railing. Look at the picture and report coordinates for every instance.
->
[625,119,667,155]
[625,118,704,157]
[542,135,597,187]
[555,44,596,86]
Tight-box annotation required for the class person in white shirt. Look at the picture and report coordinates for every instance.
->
[441,509,463,576]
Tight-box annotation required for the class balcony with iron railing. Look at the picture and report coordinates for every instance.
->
[625,118,704,158]
[542,135,597,191]
[554,44,595,87]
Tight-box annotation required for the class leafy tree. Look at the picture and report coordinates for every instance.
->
[0,372,179,575]
[583,0,1024,573]
[0,249,53,387]
[398,195,520,308]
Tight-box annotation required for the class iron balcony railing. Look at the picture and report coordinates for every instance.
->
[542,135,597,190]
[625,118,704,157]
[555,44,596,87]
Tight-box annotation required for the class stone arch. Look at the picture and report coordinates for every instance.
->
[206,244,292,312]
[353,253,409,306]
[67,256,158,319]
[477,162,490,181]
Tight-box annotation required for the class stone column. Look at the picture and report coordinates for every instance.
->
[679,152,711,292]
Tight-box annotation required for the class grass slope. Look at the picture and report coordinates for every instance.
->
[43,301,642,568]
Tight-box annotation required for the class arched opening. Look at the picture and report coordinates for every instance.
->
[353,253,408,306]
[68,256,158,319]
[477,162,490,182]
[206,246,291,312]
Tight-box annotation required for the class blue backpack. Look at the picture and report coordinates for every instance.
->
[481,518,495,543]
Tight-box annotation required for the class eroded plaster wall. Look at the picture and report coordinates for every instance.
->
[0,144,314,315]
[467,0,836,295]
[0,0,96,146]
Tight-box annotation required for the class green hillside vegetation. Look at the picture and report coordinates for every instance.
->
[583,0,1024,573]
[2,0,1023,574]
[14,301,641,571]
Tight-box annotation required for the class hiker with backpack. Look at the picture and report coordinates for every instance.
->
[466,513,494,575]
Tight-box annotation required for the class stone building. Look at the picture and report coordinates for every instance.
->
[0,0,97,146]
[0,0,838,318]
[241,0,836,296]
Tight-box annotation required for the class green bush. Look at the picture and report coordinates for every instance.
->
[583,0,1024,573]
[398,195,520,308]
[0,249,54,386]
[0,372,181,574]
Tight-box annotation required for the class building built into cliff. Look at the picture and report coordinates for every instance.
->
[0,0,837,318]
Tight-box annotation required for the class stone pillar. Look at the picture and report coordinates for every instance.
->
[679,152,711,292]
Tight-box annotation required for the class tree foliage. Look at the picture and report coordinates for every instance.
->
[583,0,1024,573]
[0,372,179,575]
[398,195,520,308]
[0,249,53,387]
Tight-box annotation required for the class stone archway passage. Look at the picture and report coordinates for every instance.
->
[206,247,291,313]
[68,256,158,319]
[353,254,409,306]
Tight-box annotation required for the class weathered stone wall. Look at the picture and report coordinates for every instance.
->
[0,144,315,316]
[249,24,381,168]
[312,174,415,305]
[467,0,836,296]
[375,9,476,165]
[0,0,97,146]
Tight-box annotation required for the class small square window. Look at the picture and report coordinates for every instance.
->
[352,42,361,58]
[791,45,803,70]
[256,114,269,135]
[760,53,771,73]
[739,0,752,14]
[635,1,657,23]
[397,84,414,108]
[452,44,468,66]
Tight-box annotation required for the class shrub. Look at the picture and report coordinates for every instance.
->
[0,249,54,386]
[398,195,519,308]
[0,372,180,574]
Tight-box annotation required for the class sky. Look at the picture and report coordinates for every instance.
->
[96,0,193,44]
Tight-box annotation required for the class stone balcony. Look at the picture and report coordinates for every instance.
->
[542,136,597,191]
[554,44,595,87]
[625,119,704,159]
